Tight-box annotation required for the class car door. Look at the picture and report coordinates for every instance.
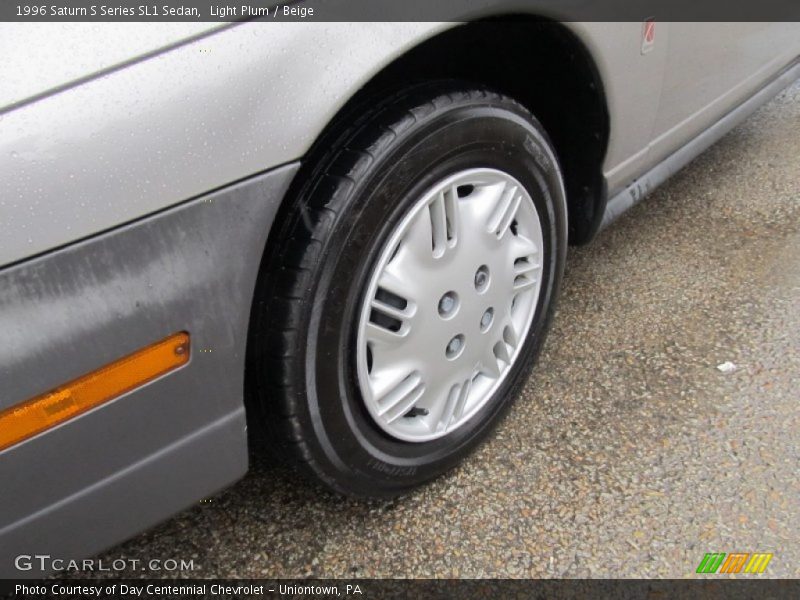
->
[649,22,800,161]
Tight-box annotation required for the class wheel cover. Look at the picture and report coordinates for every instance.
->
[356,168,545,442]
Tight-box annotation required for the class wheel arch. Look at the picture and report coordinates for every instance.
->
[278,18,610,248]
[244,17,610,448]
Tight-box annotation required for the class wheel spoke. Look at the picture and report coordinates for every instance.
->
[437,378,472,432]
[493,340,511,364]
[370,297,411,322]
[510,229,539,255]
[503,322,519,350]
[365,274,416,345]
[444,186,459,245]
[479,344,502,379]
[377,268,412,300]
[513,255,540,276]
[428,187,459,258]
[513,274,538,292]
[512,255,540,292]
[377,371,425,423]
[365,321,405,345]
[487,183,521,239]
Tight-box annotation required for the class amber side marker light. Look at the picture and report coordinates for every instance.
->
[0,332,190,452]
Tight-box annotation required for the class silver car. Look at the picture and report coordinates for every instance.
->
[1,20,798,574]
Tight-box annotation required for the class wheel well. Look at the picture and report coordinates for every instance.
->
[244,19,609,450]
[295,18,610,245]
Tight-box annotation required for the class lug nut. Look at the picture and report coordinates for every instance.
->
[438,291,459,318]
[446,334,465,359]
[474,265,490,292]
[480,307,494,332]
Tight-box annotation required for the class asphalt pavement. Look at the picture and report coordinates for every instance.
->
[75,80,800,579]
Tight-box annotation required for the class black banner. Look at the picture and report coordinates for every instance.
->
[2,579,800,600]
[2,0,800,22]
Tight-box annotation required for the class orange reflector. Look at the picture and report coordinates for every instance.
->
[0,332,190,452]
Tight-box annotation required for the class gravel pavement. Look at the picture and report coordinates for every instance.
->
[76,80,800,579]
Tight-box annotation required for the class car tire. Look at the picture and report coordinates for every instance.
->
[248,83,567,497]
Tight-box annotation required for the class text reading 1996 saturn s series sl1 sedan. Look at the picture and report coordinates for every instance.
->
[0,18,798,574]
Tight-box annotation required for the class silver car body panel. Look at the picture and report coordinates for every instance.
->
[5,22,797,268]
[0,23,224,109]
[601,59,800,228]
[0,162,298,575]
[7,23,798,265]
[608,22,800,196]
[0,22,448,268]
